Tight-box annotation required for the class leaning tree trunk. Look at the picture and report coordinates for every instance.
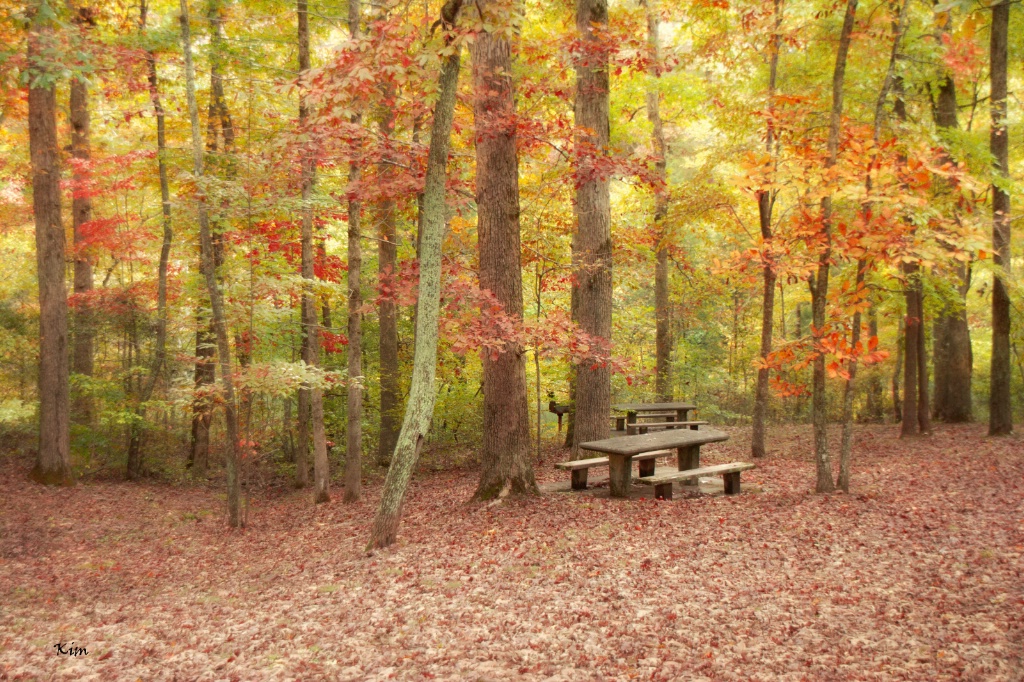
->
[343,0,363,502]
[644,0,672,404]
[181,0,242,526]
[28,4,73,487]
[750,0,781,459]
[570,0,613,459]
[810,0,857,493]
[988,0,1012,436]
[297,0,330,502]
[367,0,464,550]
[472,0,538,501]
[69,4,94,425]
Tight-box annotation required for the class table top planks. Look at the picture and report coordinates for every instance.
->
[579,426,729,456]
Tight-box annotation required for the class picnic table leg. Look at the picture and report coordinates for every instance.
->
[723,471,742,495]
[571,469,588,491]
[615,416,625,431]
[626,411,637,426]
[677,445,700,488]
[608,454,632,498]
[638,457,656,477]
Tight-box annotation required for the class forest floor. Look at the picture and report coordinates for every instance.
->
[1,424,1022,681]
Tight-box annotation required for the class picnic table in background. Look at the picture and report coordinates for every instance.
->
[612,402,696,431]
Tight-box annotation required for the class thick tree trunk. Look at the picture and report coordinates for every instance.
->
[367,1,463,549]
[570,0,612,459]
[932,263,972,422]
[343,0,363,502]
[930,64,973,423]
[181,0,242,526]
[810,0,857,493]
[69,5,94,425]
[28,6,73,487]
[471,0,538,501]
[297,0,330,502]
[988,0,1012,436]
[751,0,781,459]
[644,0,672,404]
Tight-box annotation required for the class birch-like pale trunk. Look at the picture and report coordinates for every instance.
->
[367,0,463,549]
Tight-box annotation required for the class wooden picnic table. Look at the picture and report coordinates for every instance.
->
[579,426,728,498]
[613,402,697,425]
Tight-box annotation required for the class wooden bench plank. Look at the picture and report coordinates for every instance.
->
[555,450,673,490]
[636,461,754,500]
[626,420,708,434]
[638,461,754,483]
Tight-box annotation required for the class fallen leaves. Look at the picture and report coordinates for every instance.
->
[0,424,1021,680]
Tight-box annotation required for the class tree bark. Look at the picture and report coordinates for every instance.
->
[297,0,330,502]
[751,0,781,459]
[916,285,931,435]
[471,0,538,501]
[367,0,463,549]
[892,313,903,422]
[644,0,672,404]
[69,4,94,425]
[930,40,973,423]
[901,261,920,437]
[810,0,856,493]
[181,0,242,526]
[343,0,363,502]
[570,0,612,459]
[28,3,73,486]
[988,0,1012,436]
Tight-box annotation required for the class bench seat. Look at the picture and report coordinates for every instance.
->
[626,420,708,434]
[636,461,755,500]
[555,450,672,489]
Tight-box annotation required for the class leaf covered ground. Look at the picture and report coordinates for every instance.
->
[1,424,1022,681]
